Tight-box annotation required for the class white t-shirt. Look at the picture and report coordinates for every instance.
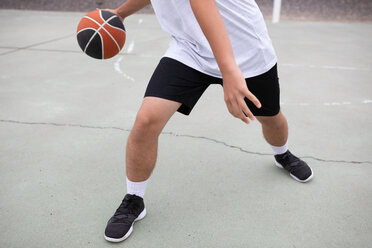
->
[150,0,277,78]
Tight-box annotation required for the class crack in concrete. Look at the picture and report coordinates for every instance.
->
[162,132,372,165]
[1,119,372,165]
[0,47,82,54]
[0,46,140,56]
[0,119,131,132]
[0,34,74,56]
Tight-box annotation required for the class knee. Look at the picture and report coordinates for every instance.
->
[257,111,286,128]
[132,111,164,137]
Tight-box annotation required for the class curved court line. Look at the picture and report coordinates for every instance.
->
[124,18,144,54]
[114,56,135,82]
[1,119,371,165]
[126,40,135,53]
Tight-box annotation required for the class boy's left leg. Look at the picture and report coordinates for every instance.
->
[240,64,313,182]
[256,111,313,182]
[256,110,288,147]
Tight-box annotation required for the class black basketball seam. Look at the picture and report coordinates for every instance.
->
[82,16,103,54]
[85,31,103,59]
[76,27,97,35]
[83,15,121,57]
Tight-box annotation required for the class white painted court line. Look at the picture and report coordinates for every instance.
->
[113,18,146,81]
[126,41,135,53]
[281,63,371,72]
[124,18,143,54]
[280,100,372,107]
[114,56,135,82]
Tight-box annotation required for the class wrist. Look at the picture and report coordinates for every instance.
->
[115,8,126,20]
[220,62,240,76]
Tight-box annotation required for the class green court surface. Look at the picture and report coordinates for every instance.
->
[0,9,371,248]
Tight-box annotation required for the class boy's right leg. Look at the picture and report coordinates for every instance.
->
[105,57,211,242]
[105,96,181,243]
[126,96,182,182]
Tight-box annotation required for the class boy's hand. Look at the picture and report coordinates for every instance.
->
[102,8,124,22]
[189,0,261,124]
[100,0,150,21]
[222,66,261,124]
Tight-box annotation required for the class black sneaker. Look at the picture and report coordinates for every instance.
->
[104,194,146,242]
[274,150,313,183]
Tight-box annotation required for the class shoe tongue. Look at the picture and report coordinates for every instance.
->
[124,195,132,201]
[124,194,138,200]
[118,194,139,212]
[281,151,292,159]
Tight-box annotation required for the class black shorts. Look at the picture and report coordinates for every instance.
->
[144,57,280,116]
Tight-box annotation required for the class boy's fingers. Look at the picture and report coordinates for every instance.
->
[241,101,254,121]
[225,93,255,124]
[245,90,261,109]
[234,99,250,124]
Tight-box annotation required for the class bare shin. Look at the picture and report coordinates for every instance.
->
[256,111,288,147]
[125,97,181,182]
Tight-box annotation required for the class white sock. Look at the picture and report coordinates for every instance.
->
[271,140,289,155]
[126,177,148,198]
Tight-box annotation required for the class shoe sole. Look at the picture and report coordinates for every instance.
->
[104,208,147,243]
[275,161,314,183]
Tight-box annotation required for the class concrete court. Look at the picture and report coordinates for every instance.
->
[0,9,372,248]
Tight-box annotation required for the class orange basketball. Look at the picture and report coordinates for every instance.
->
[76,9,126,59]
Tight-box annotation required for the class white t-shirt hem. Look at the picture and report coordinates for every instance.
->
[163,53,278,79]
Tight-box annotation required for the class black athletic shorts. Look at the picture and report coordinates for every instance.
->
[144,57,280,116]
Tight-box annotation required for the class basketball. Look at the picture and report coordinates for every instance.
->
[76,9,126,59]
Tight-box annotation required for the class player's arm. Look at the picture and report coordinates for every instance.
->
[189,0,261,124]
[107,0,151,21]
